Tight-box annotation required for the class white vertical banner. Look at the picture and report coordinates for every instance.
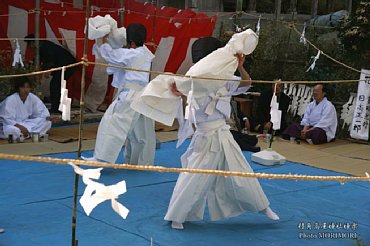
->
[350,69,370,141]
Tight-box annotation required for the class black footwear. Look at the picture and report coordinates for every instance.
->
[245,146,261,152]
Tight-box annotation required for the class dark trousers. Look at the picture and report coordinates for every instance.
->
[230,130,258,151]
[50,67,76,112]
[282,122,327,144]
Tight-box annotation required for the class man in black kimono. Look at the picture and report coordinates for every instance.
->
[25,34,77,113]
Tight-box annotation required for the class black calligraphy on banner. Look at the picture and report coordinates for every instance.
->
[350,69,370,140]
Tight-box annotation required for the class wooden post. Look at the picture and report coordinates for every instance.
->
[289,0,297,14]
[151,0,159,43]
[346,0,352,15]
[274,0,281,20]
[236,0,243,12]
[119,0,124,27]
[248,0,256,13]
[311,0,318,18]
[35,0,40,74]
[72,0,89,245]
[326,0,333,12]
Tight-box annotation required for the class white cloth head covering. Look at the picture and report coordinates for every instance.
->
[224,28,259,55]
[176,28,258,97]
[108,27,127,49]
[131,29,259,127]
[87,14,126,48]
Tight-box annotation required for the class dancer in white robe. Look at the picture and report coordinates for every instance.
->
[84,23,156,165]
[0,77,51,140]
[132,30,279,229]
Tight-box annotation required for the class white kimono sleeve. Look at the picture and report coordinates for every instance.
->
[31,94,50,120]
[130,74,186,126]
[300,103,313,126]
[98,43,136,67]
[0,96,17,126]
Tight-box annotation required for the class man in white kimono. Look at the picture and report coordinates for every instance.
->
[282,83,337,144]
[0,77,52,140]
[131,30,279,229]
[83,23,156,165]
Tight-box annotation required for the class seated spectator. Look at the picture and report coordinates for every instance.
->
[251,81,290,133]
[228,101,260,152]
[0,76,53,140]
[281,83,337,145]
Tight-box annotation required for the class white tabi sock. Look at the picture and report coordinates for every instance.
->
[260,207,280,220]
[171,221,184,230]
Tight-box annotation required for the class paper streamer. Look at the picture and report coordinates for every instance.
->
[256,15,261,35]
[12,39,24,67]
[300,22,307,46]
[270,83,282,130]
[58,66,71,121]
[69,163,130,219]
[306,50,321,72]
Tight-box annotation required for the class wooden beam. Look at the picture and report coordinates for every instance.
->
[311,0,318,17]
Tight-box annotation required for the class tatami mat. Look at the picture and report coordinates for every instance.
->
[48,124,99,143]
[0,124,368,177]
[0,131,178,156]
[258,138,370,176]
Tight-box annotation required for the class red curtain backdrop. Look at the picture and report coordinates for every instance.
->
[0,0,216,101]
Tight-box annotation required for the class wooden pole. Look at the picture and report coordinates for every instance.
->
[311,0,318,18]
[326,0,333,12]
[236,0,243,12]
[289,0,297,14]
[248,0,256,13]
[119,0,124,27]
[346,0,352,15]
[71,0,89,245]
[35,0,40,75]
[274,0,282,20]
[151,0,159,43]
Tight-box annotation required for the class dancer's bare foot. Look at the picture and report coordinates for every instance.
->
[0,228,5,233]
[171,221,184,230]
[260,207,280,220]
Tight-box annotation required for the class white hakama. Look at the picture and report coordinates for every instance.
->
[94,89,155,165]
[164,119,269,223]
[91,43,156,165]
[132,29,274,223]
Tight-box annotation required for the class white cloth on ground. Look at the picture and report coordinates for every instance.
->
[300,97,337,142]
[0,93,51,139]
